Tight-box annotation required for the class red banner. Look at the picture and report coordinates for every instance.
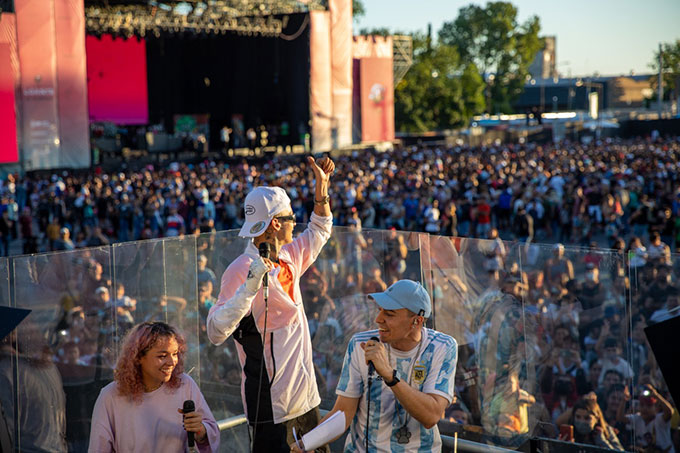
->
[0,43,18,164]
[359,57,394,143]
[0,13,19,164]
[86,34,148,124]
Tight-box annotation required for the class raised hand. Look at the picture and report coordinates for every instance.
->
[623,385,631,402]
[307,156,335,185]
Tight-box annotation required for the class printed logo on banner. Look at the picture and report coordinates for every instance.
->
[369,83,385,104]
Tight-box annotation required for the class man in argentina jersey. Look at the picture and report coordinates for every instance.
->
[291,279,457,452]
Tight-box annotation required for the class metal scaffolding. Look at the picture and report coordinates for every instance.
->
[392,34,413,86]
[84,0,326,38]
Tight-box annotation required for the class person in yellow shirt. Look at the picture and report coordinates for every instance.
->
[46,218,61,251]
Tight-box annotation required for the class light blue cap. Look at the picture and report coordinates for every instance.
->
[368,279,431,318]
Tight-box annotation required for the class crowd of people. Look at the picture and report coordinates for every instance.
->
[1,135,679,451]
[0,136,679,255]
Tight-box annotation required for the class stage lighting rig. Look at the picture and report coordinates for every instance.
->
[84,0,325,38]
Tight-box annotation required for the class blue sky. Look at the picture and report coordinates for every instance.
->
[356,0,680,77]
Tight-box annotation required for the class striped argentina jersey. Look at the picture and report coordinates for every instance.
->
[336,328,458,452]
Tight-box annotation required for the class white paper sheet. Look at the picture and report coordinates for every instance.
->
[293,410,346,451]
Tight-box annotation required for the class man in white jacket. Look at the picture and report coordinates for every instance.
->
[207,156,334,452]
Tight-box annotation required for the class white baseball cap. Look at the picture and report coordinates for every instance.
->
[239,186,291,238]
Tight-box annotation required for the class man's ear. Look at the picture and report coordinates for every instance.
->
[269,218,282,232]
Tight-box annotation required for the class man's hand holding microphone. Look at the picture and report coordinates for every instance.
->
[361,337,391,380]
[245,254,273,295]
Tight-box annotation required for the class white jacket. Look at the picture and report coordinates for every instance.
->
[207,213,332,423]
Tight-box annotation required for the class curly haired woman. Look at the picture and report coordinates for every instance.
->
[88,322,219,452]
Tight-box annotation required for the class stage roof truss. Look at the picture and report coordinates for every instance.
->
[85,0,326,38]
[392,35,413,86]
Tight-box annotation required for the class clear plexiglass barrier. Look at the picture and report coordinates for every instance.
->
[1,225,672,452]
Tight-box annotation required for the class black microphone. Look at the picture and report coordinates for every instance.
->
[367,336,379,375]
[258,242,271,298]
[183,400,195,447]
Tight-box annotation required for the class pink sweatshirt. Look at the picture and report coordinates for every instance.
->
[88,373,219,452]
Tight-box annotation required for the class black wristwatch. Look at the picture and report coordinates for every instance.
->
[314,195,330,205]
[385,369,400,387]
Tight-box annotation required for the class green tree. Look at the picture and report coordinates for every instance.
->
[395,33,485,132]
[649,40,680,101]
[353,0,365,19]
[358,27,391,37]
[438,1,541,113]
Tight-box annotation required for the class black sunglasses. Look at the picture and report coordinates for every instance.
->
[275,214,296,223]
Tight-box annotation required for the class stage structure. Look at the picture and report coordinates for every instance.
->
[1,0,90,170]
[352,35,395,143]
[85,0,355,153]
[392,34,413,86]
[0,0,367,170]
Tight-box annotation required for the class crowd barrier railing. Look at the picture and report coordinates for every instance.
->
[0,225,657,451]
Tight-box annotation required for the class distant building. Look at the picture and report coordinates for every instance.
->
[607,75,654,108]
[529,36,557,80]
[514,75,654,112]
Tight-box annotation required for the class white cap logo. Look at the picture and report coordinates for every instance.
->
[249,221,266,235]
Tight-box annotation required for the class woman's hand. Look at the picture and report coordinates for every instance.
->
[557,431,572,442]
[178,408,207,443]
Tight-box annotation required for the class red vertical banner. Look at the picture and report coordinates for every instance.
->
[86,34,148,124]
[309,11,332,151]
[54,0,90,168]
[15,0,61,170]
[359,57,394,143]
[0,13,19,164]
[0,43,19,163]
[328,0,353,148]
